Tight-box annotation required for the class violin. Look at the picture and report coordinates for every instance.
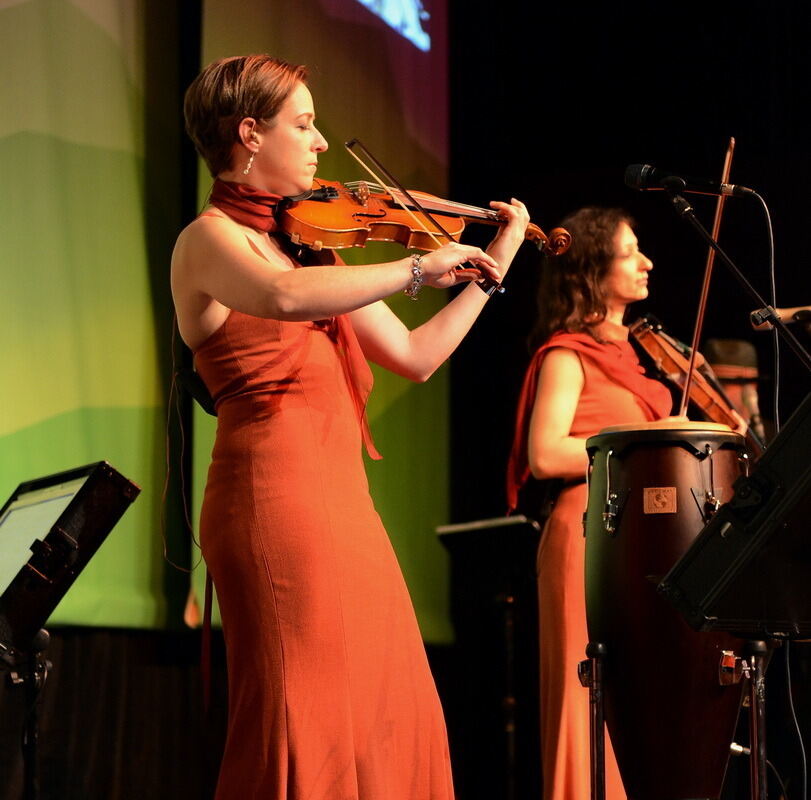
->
[276,179,572,255]
[629,315,765,457]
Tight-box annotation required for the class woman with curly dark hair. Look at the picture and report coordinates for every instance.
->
[507,207,674,800]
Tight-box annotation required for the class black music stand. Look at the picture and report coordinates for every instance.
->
[659,391,811,800]
[437,515,542,800]
[659,390,811,635]
[0,461,140,800]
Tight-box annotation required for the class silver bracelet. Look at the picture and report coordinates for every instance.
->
[404,253,424,300]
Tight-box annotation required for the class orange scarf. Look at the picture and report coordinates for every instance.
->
[506,331,673,512]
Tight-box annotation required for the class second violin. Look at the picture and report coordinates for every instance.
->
[629,315,764,456]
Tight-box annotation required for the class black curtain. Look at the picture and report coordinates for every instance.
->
[450,0,811,523]
[446,2,811,797]
[0,628,227,800]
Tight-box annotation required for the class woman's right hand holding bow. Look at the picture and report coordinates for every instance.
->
[417,241,501,289]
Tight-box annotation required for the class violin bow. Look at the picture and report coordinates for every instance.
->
[344,138,504,295]
[678,137,735,417]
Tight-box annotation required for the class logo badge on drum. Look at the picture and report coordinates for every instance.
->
[643,486,677,514]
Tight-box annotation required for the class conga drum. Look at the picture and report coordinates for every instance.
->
[585,421,746,800]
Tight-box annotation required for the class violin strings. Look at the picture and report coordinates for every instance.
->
[342,181,498,220]
[389,189,498,219]
[344,141,449,246]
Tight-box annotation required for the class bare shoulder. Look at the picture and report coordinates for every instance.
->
[532,347,586,412]
[171,209,290,292]
[171,217,208,299]
[170,209,300,347]
[172,209,238,268]
[538,346,585,383]
[170,217,226,349]
[530,347,586,438]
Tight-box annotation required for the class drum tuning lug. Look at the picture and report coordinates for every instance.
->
[577,659,592,688]
[719,649,745,685]
[741,657,752,682]
[691,487,722,522]
[704,492,721,517]
[603,493,619,534]
[730,742,751,757]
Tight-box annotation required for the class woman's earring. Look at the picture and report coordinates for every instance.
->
[243,150,256,175]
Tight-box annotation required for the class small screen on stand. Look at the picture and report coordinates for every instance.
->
[0,476,89,596]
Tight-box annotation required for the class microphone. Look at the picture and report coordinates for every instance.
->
[625,164,755,197]
[750,305,811,330]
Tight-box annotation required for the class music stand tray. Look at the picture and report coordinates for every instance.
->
[660,391,811,638]
[0,461,140,663]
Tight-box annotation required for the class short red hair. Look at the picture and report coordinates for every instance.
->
[184,55,308,177]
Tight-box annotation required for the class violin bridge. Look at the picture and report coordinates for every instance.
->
[353,181,370,207]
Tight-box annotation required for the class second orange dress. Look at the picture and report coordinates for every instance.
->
[508,322,673,800]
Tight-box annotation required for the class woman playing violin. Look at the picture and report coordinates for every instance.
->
[172,54,528,800]
[506,207,674,800]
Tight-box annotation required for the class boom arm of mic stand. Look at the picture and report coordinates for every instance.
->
[665,189,811,375]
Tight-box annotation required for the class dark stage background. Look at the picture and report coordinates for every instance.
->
[449,1,811,524]
[447,3,811,798]
[2,3,810,799]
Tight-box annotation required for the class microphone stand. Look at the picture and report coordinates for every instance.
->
[664,180,808,800]
[662,179,811,376]
[1,629,51,800]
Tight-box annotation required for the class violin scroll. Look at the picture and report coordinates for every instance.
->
[523,224,572,255]
[545,227,573,256]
